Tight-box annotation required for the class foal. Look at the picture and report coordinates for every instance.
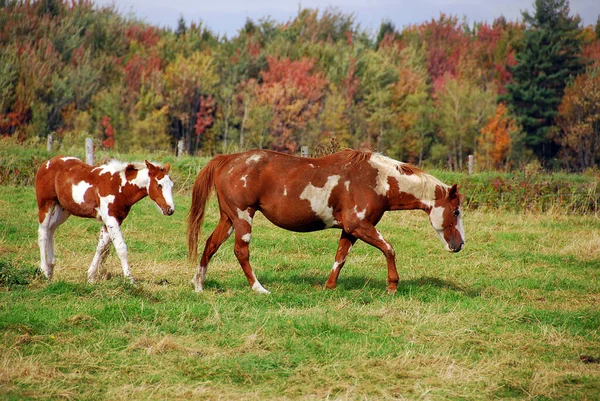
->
[187,149,464,294]
[36,156,175,283]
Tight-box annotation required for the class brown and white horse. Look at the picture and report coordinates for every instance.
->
[36,156,175,283]
[187,149,464,294]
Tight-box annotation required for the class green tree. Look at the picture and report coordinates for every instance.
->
[501,0,585,163]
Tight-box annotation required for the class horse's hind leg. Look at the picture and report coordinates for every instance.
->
[38,203,69,279]
[88,226,111,283]
[47,205,70,273]
[325,231,357,289]
[192,215,233,292]
[232,211,269,294]
[38,204,55,279]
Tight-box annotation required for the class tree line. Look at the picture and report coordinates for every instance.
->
[1,0,599,171]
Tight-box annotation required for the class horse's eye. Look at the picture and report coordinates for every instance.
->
[453,209,460,217]
[158,184,163,190]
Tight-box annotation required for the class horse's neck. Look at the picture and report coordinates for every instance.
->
[387,173,439,211]
[114,168,149,206]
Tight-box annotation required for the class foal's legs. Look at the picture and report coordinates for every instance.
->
[87,226,111,283]
[350,221,399,293]
[102,219,135,283]
[232,209,269,294]
[325,231,357,289]
[191,214,233,292]
[38,203,70,279]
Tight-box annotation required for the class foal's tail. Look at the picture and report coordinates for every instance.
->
[187,156,227,264]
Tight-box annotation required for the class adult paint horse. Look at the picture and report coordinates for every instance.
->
[36,156,175,283]
[187,149,464,294]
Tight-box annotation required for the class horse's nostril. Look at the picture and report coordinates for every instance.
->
[166,207,174,216]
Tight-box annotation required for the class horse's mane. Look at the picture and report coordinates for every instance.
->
[339,149,425,176]
[99,160,148,173]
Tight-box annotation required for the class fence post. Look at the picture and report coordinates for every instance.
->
[301,146,309,157]
[177,139,185,159]
[467,154,474,175]
[85,138,94,166]
[47,133,53,152]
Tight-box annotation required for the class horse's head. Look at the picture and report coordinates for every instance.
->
[145,160,175,216]
[428,184,464,252]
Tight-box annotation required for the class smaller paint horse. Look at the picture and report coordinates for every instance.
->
[187,149,464,294]
[36,156,175,283]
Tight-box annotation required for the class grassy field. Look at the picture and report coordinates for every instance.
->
[1,183,599,400]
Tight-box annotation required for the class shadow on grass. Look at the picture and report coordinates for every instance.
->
[275,272,482,298]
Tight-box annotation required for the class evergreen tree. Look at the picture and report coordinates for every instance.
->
[501,0,585,163]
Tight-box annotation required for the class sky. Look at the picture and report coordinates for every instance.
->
[93,0,600,38]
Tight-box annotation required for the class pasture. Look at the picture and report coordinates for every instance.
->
[1,181,599,399]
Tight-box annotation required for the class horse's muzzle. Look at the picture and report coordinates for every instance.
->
[164,207,175,216]
[449,242,464,252]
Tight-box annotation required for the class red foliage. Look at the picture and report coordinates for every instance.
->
[124,52,162,93]
[194,95,216,137]
[101,115,115,148]
[125,25,160,48]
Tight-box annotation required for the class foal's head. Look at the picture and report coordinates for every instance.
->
[428,184,464,252]
[145,161,175,216]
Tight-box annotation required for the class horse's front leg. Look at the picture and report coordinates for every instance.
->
[88,226,111,283]
[325,231,357,289]
[350,221,399,294]
[104,219,134,284]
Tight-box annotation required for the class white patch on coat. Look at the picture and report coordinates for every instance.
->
[368,153,446,202]
[96,194,116,221]
[241,175,248,187]
[241,233,252,243]
[46,160,51,169]
[283,186,288,196]
[345,181,350,191]
[60,156,79,163]
[300,175,340,227]
[72,181,92,205]
[237,208,253,225]
[309,164,315,168]
[353,206,367,220]
[456,210,465,243]
[377,229,393,252]
[246,154,262,164]
[128,168,149,189]
[331,261,340,271]
[228,227,234,237]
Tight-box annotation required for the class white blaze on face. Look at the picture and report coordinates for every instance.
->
[300,175,340,227]
[429,206,450,250]
[157,175,175,212]
[72,181,93,204]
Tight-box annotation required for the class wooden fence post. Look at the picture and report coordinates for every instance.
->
[47,133,53,152]
[85,138,94,166]
[467,154,474,175]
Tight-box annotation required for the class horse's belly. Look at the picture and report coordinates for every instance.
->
[259,208,330,233]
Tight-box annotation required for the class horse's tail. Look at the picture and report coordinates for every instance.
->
[187,156,226,264]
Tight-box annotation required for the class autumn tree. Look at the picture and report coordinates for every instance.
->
[476,103,518,169]
[555,69,600,170]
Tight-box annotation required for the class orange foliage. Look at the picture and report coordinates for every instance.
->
[477,103,516,169]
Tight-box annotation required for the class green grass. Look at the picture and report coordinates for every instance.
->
[1,185,599,400]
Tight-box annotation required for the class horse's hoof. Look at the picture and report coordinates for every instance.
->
[191,280,204,292]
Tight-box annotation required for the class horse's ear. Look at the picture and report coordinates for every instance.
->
[449,184,460,199]
[163,162,171,174]
[145,160,154,171]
